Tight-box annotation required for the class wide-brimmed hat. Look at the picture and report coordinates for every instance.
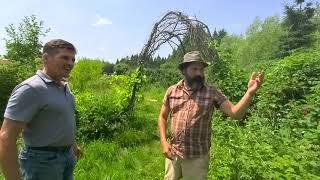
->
[178,51,208,70]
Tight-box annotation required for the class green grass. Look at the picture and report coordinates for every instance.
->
[75,140,164,180]
[136,86,166,120]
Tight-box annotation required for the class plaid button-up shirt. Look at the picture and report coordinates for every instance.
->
[163,80,227,159]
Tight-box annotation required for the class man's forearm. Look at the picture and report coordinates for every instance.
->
[0,135,21,180]
[232,90,254,119]
[158,118,167,145]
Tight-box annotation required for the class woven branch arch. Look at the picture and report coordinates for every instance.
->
[139,11,217,64]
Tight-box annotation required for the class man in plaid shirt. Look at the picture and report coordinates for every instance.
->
[158,51,264,180]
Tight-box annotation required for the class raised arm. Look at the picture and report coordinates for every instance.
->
[219,71,264,119]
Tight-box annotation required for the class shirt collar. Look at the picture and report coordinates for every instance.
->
[36,70,68,87]
[36,70,54,83]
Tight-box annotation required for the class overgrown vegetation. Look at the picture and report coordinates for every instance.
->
[0,1,319,178]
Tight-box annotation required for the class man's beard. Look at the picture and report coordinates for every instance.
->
[184,75,205,91]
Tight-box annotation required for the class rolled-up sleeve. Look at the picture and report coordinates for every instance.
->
[213,88,227,108]
[162,86,173,107]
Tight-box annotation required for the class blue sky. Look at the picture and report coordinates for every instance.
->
[0,0,286,63]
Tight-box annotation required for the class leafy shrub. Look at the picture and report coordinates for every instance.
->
[206,57,248,103]
[144,61,182,87]
[255,48,320,126]
[209,48,320,179]
[69,59,105,92]
[70,59,145,140]
[0,62,33,117]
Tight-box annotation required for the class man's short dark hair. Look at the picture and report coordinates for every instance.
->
[43,39,77,55]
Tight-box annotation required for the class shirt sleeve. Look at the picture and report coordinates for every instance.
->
[213,88,228,108]
[4,84,40,123]
[162,86,173,107]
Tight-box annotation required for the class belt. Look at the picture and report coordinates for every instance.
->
[26,146,71,152]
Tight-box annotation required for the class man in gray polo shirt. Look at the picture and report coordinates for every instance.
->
[0,39,81,180]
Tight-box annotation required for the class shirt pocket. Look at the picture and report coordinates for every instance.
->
[169,94,188,114]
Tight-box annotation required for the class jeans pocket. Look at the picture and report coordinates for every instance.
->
[36,152,58,163]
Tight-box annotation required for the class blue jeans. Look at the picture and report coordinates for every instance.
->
[18,147,76,180]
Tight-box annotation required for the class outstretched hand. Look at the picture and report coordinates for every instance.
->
[247,71,264,95]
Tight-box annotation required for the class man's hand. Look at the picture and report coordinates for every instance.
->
[161,141,174,160]
[158,102,172,159]
[247,71,264,95]
[72,143,83,159]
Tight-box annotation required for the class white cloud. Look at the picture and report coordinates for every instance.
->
[92,14,112,27]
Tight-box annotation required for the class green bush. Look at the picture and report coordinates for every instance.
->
[144,61,182,87]
[70,59,145,140]
[255,48,320,126]
[69,59,105,92]
[75,91,130,140]
[209,48,320,179]
[0,62,33,117]
[206,57,248,103]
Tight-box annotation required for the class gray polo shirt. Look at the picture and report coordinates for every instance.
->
[4,70,76,147]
